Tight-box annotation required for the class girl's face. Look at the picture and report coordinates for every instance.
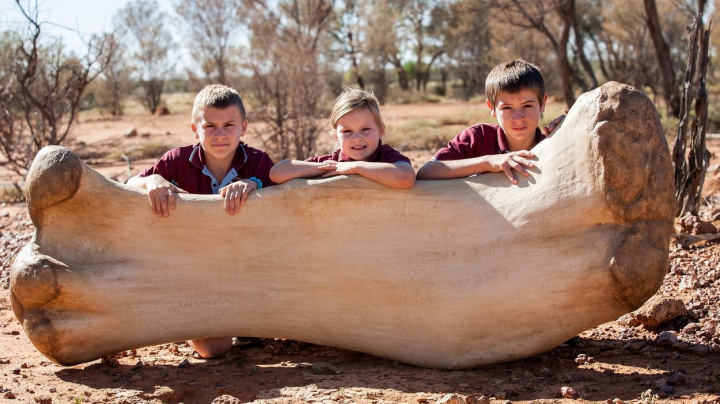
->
[333,108,384,161]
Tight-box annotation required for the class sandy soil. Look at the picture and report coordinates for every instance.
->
[1,101,720,404]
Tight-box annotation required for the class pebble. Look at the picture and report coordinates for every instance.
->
[668,371,686,386]
[466,394,490,404]
[211,395,241,404]
[656,331,678,347]
[558,386,579,399]
[435,394,463,404]
[538,367,553,378]
[689,344,710,356]
[34,395,52,403]
[178,359,191,368]
[4,392,16,399]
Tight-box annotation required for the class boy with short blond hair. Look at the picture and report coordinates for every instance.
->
[128,84,274,218]
[127,84,274,358]
[416,59,563,184]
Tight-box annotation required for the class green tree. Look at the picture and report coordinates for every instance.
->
[174,0,244,86]
[114,0,175,114]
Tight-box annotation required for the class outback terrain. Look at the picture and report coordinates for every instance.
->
[1,98,720,404]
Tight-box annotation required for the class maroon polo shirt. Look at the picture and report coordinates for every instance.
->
[139,142,275,194]
[434,123,545,161]
[306,142,411,164]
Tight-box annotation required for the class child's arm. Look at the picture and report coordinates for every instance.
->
[126,174,188,217]
[218,179,258,215]
[269,160,326,184]
[416,151,536,185]
[320,161,416,189]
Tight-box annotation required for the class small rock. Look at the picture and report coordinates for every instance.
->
[178,359,191,368]
[12,367,20,374]
[436,394,464,404]
[654,378,668,389]
[668,371,686,386]
[656,331,679,347]
[612,399,625,404]
[682,322,700,334]
[689,344,710,356]
[625,341,647,351]
[4,391,16,399]
[671,341,689,352]
[574,354,594,364]
[557,386,579,399]
[538,367,553,378]
[466,394,490,404]
[494,391,507,400]
[34,395,52,404]
[131,361,143,370]
[629,295,687,329]
[211,395,241,404]
[123,127,138,138]
[417,398,429,404]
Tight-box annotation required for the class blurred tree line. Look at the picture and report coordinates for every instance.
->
[0,0,716,173]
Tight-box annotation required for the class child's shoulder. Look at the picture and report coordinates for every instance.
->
[158,143,199,161]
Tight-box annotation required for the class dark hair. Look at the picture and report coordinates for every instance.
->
[485,59,545,108]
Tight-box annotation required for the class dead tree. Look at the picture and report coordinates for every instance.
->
[672,15,712,217]
[0,0,114,175]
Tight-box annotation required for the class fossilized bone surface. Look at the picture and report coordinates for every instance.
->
[11,82,674,369]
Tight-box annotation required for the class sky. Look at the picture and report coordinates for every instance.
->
[0,0,175,55]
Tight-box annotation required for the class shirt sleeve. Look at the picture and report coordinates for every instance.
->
[433,127,478,161]
[138,150,176,183]
[379,146,412,164]
[305,154,333,163]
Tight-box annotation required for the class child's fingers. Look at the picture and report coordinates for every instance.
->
[225,188,242,215]
[503,166,519,185]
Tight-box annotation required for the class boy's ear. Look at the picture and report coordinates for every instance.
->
[540,94,548,113]
[240,120,248,136]
[191,122,199,139]
[486,99,496,117]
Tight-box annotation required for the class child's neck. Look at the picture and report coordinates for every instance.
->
[508,137,537,153]
[205,153,235,182]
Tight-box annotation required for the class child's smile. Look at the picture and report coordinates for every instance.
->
[334,108,384,161]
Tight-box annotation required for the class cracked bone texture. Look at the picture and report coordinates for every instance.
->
[11,82,675,369]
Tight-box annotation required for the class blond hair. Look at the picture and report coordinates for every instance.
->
[330,86,385,133]
[191,84,246,123]
[485,59,545,109]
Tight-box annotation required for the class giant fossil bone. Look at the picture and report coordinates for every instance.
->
[11,82,675,369]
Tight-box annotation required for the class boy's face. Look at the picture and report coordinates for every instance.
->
[333,107,384,161]
[487,89,547,151]
[192,105,247,164]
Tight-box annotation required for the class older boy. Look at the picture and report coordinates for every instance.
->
[416,59,562,184]
[127,84,274,358]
